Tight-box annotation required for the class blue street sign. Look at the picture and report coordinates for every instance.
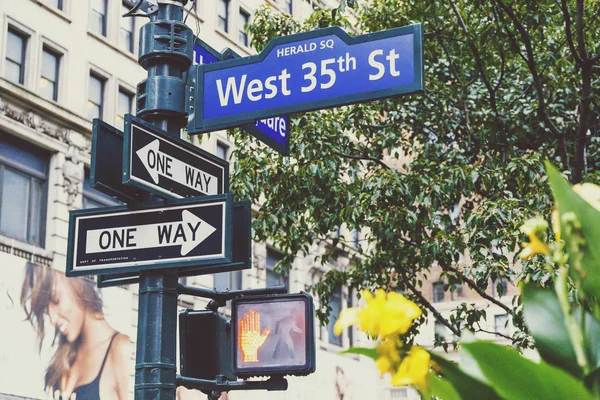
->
[189,25,423,135]
[193,37,222,65]
[191,38,291,155]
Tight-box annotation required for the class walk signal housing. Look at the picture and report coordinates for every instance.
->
[179,309,235,381]
[231,292,316,378]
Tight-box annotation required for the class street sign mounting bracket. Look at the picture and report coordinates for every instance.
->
[176,374,288,395]
[177,283,288,309]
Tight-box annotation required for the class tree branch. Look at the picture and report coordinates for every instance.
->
[570,0,592,183]
[401,273,462,337]
[507,81,534,109]
[475,328,512,341]
[439,262,512,313]
[560,0,584,66]
[424,31,468,44]
[435,30,465,84]
[332,150,392,171]
[492,0,570,171]
[576,0,587,59]
[448,0,499,116]
[573,63,593,183]
[493,46,507,93]
[397,238,515,314]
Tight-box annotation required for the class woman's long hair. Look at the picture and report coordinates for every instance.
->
[20,262,103,393]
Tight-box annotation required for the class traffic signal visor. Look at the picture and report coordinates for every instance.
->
[232,293,316,377]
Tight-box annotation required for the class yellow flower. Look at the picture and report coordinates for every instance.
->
[380,292,422,337]
[519,234,548,259]
[390,346,430,388]
[333,308,359,336]
[519,216,549,259]
[376,355,394,374]
[375,337,402,374]
[333,289,422,338]
[357,289,387,337]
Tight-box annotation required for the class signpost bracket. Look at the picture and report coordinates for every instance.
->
[176,374,288,394]
[177,283,287,308]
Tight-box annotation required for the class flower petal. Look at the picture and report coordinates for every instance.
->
[333,308,360,336]
[390,346,431,388]
[376,356,394,375]
[519,234,548,260]
[379,293,422,337]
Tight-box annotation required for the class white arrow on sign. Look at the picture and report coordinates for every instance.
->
[136,139,219,195]
[85,210,217,256]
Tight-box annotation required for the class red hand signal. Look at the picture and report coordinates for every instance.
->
[238,310,270,362]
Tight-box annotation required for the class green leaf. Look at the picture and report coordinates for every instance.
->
[430,353,500,400]
[546,162,600,298]
[575,309,600,375]
[340,346,378,360]
[427,371,462,400]
[522,284,580,376]
[462,340,595,400]
[457,331,492,387]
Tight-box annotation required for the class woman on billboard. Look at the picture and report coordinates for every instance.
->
[20,263,130,400]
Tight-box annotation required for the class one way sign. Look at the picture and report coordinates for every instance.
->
[123,115,229,200]
[85,209,215,256]
[66,194,232,276]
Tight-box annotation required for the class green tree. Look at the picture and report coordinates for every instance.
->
[230,0,600,347]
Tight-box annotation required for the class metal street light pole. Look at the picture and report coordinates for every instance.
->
[133,1,193,398]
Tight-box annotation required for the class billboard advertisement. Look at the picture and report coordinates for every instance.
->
[0,252,135,400]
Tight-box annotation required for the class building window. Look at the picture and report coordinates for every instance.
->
[238,10,249,46]
[450,283,463,301]
[390,387,408,398]
[83,169,120,208]
[352,229,360,248]
[493,278,508,298]
[434,321,446,342]
[217,0,229,32]
[214,269,242,301]
[0,135,48,247]
[327,285,343,346]
[284,0,292,14]
[215,269,242,309]
[266,248,287,289]
[347,289,354,347]
[216,141,229,160]
[90,0,108,37]
[433,282,445,303]
[45,0,64,10]
[5,28,27,85]
[40,47,61,101]
[495,314,509,337]
[88,73,105,120]
[117,88,134,131]
[120,3,135,52]
[332,225,341,239]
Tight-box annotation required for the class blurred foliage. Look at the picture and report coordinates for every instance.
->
[337,167,600,398]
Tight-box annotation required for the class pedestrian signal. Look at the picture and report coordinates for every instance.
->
[232,292,316,377]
